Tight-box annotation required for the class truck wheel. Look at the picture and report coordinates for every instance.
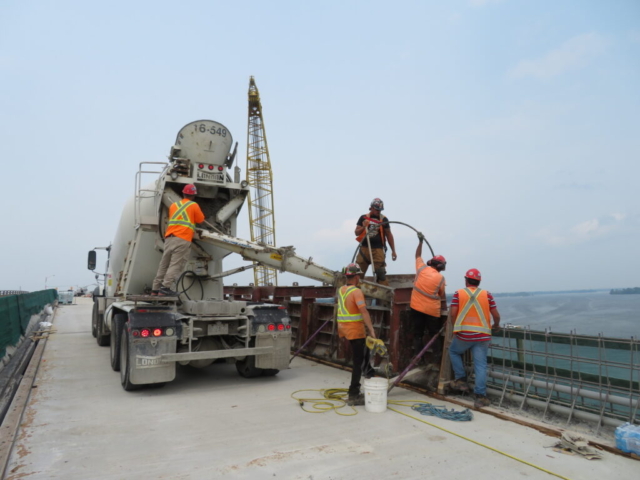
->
[110,314,126,371]
[96,311,110,347]
[262,369,280,377]
[120,328,139,391]
[91,302,98,338]
[236,356,262,378]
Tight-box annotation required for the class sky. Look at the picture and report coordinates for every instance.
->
[1,0,639,294]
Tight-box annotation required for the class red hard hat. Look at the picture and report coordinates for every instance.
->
[431,255,446,264]
[465,268,481,281]
[182,184,197,195]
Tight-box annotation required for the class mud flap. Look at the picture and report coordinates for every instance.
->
[129,337,177,385]
[255,332,291,370]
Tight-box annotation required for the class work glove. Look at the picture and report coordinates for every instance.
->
[417,231,425,242]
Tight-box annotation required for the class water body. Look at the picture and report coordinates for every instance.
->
[494,291,639,338]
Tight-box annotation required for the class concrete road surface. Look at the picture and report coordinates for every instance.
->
[4,299,638,479]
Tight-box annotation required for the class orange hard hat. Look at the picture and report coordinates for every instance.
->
[183,184,197,195]
[465,268,481,281]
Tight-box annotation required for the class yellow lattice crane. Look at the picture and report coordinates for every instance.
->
[246,76,278,286]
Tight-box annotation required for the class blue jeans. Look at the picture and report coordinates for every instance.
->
[449,336,490,395]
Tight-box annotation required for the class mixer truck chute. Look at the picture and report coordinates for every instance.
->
[88,119,392,391]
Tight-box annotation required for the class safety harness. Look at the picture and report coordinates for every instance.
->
[355,214,387,245]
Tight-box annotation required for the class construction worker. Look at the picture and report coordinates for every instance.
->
[410,233,447,361]
[448,268,501,408]
[152,184,205,296]
[337,263,377,406]
[354,198,397,286]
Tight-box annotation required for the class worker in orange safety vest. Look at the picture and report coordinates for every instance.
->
[337,263,377,406]
[152,184,205,296]
[448,268,501,409]
[409,232,447,361]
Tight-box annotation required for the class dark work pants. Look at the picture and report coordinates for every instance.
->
[349,338,375,396]
[410,308,444,357]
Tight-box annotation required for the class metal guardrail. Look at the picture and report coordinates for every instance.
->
[0,291,28,297]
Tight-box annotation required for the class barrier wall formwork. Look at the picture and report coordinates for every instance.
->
[223,275,426,376]
[224,281,640,431]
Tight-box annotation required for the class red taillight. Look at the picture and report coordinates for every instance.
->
[285,325,291,330]
[278,306,287,310]
[198,163,204,169]
[132,330,140,337]
[140,329,150,338]
[277,324,284,331]
[267,324,276,331]
[208,165,214,170]
[153,328,163,337]
[137,309,148,313]
[217,166,223,171]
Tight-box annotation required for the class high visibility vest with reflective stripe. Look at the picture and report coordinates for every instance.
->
[413,265,444,301]
[453,287,491,334]
[168,200,196,230]
[337,286,364,323]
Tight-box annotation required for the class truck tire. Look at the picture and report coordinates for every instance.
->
[235,356,262,378]
[91,302,98,338]
[261,369,280,377]
[96,310,110,347]
[110,314,126,371]
[120,328,139,391]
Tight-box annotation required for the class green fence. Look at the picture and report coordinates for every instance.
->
[0,289,58,359]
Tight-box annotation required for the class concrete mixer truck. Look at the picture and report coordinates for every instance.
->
[88,119,391,391]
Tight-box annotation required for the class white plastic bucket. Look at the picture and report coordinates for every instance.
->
[363,377,388,413]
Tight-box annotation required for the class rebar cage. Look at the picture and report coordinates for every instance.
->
[486,328,639,432]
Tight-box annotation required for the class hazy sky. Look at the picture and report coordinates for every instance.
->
[1,0,638,293]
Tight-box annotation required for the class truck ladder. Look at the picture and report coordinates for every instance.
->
[134,161,167,230]
[117,231,142,295]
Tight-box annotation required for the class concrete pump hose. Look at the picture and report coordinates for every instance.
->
[351,220,435,263]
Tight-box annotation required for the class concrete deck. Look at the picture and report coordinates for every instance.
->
[4,299,638,479]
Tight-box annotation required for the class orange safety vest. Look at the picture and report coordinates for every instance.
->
[165,199,205,242]
[410,260,445,317]
[355,214,387,245]
[336,285,366,340]
[453,287,491,335]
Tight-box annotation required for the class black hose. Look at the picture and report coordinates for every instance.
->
[176,270,205,301]
[387,220,435,258]
[351,220,436,263]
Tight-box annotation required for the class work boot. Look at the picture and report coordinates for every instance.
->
[474,395,491,408]
[159,287,179,296]
[450,378,470,392]
[347,393,365,406]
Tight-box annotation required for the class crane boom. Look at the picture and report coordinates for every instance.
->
[247,76,278,286]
